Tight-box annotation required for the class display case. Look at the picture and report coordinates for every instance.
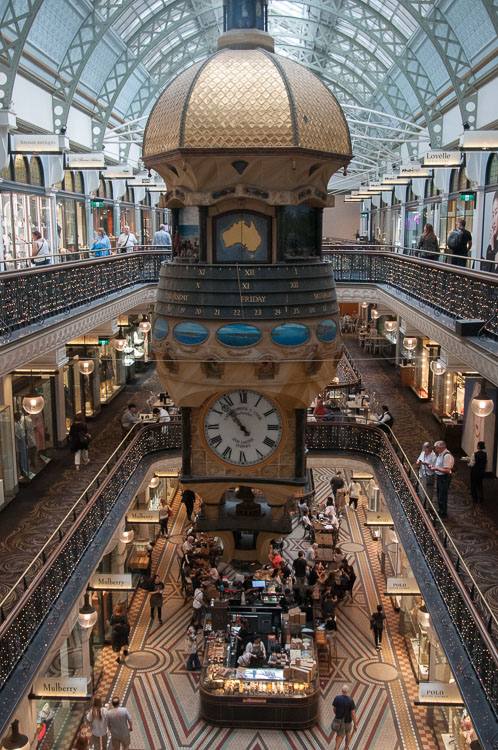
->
[200,618,319,728]
[0,405,16,503]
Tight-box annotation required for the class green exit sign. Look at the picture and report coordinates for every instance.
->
[92,200,104,207]
[361,212,368,218]
[98,338,109,345]
[460,192,475,202]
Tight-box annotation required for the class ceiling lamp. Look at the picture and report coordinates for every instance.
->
[22,372,44,415]
[361,302,369,309]
[149,476,160,488]
[1,720,29,750]
[471,397,494,418]
[139,315,151,333]
[113,327,127,351]
[430,360,446,376]
[120,527,134,544]
[133,347,145,358]
[403,337,417,351]
[371,309,380,319]
[79,337,94,375]
[78,592,98,629]
[384,320,397,332]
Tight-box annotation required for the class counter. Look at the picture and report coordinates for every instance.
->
[200,610,319,728]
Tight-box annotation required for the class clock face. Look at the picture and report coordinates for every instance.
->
[203,390,284,467]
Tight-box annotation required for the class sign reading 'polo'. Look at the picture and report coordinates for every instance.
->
[90,573,133,590]
[365,510,393,526]
[385,577,420,596]
[127,509,160,523]
[416,682,464,706]
[33,677,88,698]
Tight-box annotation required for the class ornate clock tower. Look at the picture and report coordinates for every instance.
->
[143,0,352,563]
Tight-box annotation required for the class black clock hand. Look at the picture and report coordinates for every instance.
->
[220,404,251,436]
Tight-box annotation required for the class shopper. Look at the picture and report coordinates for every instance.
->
[417,223,439,260]
[447,219,472,267]
[293,551,307,587]
[153,224,172,248]
[430,440,454,518]
[68,412,91,471]
[235,617,250,659]
[152,406,170,422]
[325,614,338,655]
[121,403,140,430]
[185,625,202,670]
[330,471,345,498]
[30,229,51,265]
[106,696,132,750]
[348,480,361,511]
[110,606,130,664]
[332,684,358,750]
[150,574,165,623]
[91,227,111,257]
[305,543,318,565]
[159,498,172,537]
[374,405,394,434]
[72,733,89,750]
[116,225,137,253]
[86,694,108,750]
[370,604,386,650]
[182,488,196,521]
[297,496,308,519]
[469,441,487,503]
[416,441,436,501]
[192,581,207,626]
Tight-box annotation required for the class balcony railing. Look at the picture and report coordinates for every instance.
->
[1,249,497,346]
[1,420,497,741]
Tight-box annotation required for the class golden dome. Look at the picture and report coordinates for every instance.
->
[143,48,352,160]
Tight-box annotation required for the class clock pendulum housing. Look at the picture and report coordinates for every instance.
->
[144,0,352,563]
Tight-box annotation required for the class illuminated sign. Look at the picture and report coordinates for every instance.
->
[423,151,461,168]
[126,509,160,523]
[67,152,105,169]
[365,510,393,526]
[32,677,88,698]
[415,682,464,706]
[90,573,133,590]
[385,577,420,595]
[12,134,62,154]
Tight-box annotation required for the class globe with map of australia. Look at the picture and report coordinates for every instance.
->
[216,212,268,262]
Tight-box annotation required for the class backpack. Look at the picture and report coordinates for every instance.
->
[447,229,462,250]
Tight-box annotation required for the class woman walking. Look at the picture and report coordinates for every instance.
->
[86,694,108,750]
[370,604,386,650]
[469,441,487,503]
[417,224,439,259]
[110,606,130,664]
[68,412,91,471]
[150,574,165,623]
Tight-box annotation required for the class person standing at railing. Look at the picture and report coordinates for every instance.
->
[90,227,111,257]
[116,225,137,253]
[153,223,172,249]
[417,224,439,260]
[29,229,51,266]
[430,440,454,519]
[447,219,472,267]
[416,441,436,501]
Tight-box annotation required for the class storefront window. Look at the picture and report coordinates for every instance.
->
[56,198,77,253]
[1,192,54,267]
[92,204,114,241]
[99,344,125,403]
[141,206,152,246]
[0,406,16,501]
[30,157,43,186]
[482,155,498,273]
[12,373,56,480]
[120,205,136,235]
[63,360,83,433]
[14,155,29,183]
[404,208,422,249]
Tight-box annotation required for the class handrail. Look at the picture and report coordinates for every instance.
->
[0,244,172,271]
[323,241,498,270]
[0,420,180,620]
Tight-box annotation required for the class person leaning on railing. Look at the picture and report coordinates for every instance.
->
[417,224,439,259]
[29,230,51,266]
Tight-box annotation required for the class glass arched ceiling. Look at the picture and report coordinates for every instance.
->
[2,0,497,185]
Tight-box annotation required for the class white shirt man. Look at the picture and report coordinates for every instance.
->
[182,537,195,555]
[153,225,172,246]
[305,544,317,564]
[431,441,454,518]
[153,407,171,423]
[117,226,137,253]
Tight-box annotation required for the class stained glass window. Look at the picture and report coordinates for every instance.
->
[485,154,498,186]
[30,158,43,186]
[14,155,30,184]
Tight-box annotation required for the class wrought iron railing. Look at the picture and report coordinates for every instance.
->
[325,249,498,339]
[0,422,180,688]
[1,249,497,344]
[306,421,498,715]
[0,251,170,342]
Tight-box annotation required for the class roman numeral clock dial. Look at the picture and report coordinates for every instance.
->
[202,390,284,467]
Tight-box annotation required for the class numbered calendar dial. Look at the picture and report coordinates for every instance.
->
[202,390,284,467]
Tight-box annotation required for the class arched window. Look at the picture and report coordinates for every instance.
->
[97,179,105,198]
[0,157,12,181]
[450,166,470,193]
[405,185,415,203]
[124,187,133,203]
[392,193,400,206]
[424,179,440,199]
[14,155,30,184]
[485,154,498,186]
[74,171,84,193]
[105,180,113,199]
[449,168,459,193]
[63,170,75,192]
[30,157,43,186]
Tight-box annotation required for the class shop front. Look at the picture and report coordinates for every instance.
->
[119,188,137,239]
[66,336,125,419]
[12,371,57,481]
[91,180,114,244]
[1,155,54,269]
[63,359,84,434]
[55,170,87,258]
[404,188,423,250]
[0,405,16,505]
[440,167,475,255]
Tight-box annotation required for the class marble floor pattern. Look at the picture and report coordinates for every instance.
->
[97,464,438,750]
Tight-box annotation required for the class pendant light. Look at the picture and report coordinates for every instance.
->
[402,337,417,351]
[430,360,446,376]
[78,592,98,629]
[79,336,95,376]
[120,526,134,544]
[384,320,397,333]
[139,314,151,333]
[22,371,44,415]
[361,302,369,309]
[1,720,29,750]
[471,397,494,418]
[149,476,160,488]
[113,327,127,352]
[371,309,380,319]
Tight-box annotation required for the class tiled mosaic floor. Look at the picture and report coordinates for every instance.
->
[94,462,438,750]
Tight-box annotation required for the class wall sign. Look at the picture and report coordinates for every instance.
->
[126,509,160,523]
[32,677,88,699]
[415,682,464,706]
[365,510,393,526]
[399,164,432,178]
[385,577,420,595]
[103,163,133,179]
[423,151,461,168]
[90,573,133,590]
[67,152,105,169]
[12,134,61,154]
